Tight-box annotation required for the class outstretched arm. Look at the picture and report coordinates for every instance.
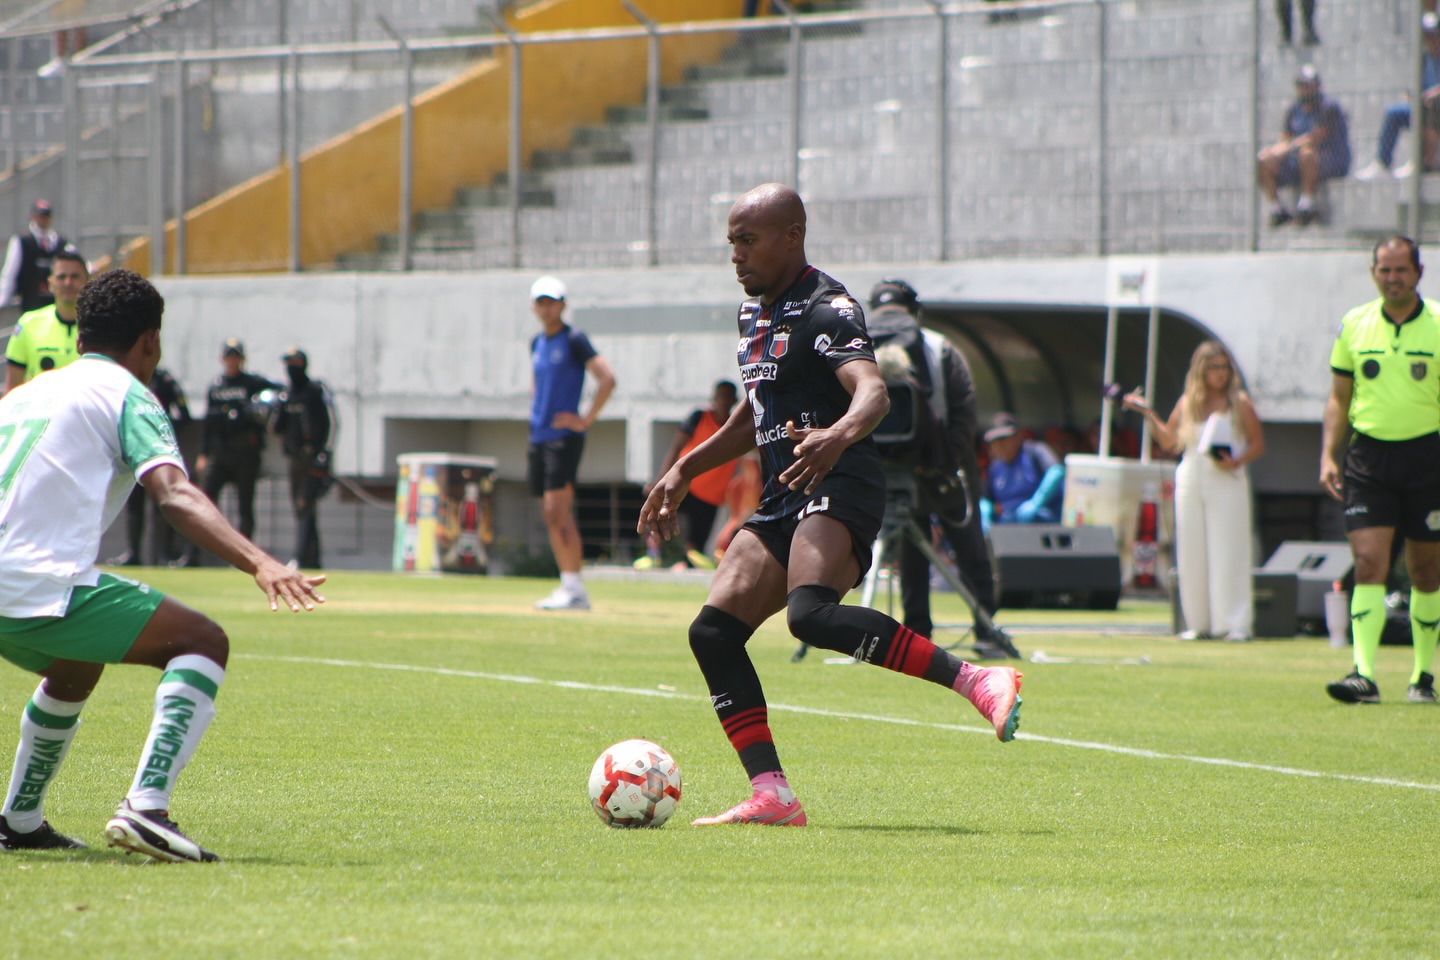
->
[142,463,325,612]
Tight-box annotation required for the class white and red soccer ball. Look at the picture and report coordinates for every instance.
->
[588,739,682,828]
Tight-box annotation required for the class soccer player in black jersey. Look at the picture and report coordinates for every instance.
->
[638,184,1023,827]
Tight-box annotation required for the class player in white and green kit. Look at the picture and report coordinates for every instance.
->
[0,269,325,861]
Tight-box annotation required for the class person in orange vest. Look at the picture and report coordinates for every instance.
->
[646,380,739,569]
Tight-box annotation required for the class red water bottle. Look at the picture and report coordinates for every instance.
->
[1133,481,1159,588]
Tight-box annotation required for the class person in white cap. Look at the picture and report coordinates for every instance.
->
[527,276,616,611]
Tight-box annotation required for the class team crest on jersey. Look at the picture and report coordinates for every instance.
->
[1413,361,1428,380]
[770,326,791,358]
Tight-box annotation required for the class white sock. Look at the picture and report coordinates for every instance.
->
[561,571,585,594]
[126,655,225,813]
[1297,194,1314,211]
[2,684,85,833]
[1270,201,1285,215]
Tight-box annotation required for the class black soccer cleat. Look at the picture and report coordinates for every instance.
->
[105,801,218,863]
[0,816,87,851]
[1409,672,1437,704]
[1326,671,1381,704]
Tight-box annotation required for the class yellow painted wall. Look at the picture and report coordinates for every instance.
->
[124,0,743,275]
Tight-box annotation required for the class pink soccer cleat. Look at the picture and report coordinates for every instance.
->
[691,791,807,827]
[958,665,1023,742]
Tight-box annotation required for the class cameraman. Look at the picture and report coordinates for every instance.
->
[274,348,333,570]
[867,280,1006,657]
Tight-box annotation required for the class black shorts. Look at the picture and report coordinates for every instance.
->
[527,434,585,498]
[1343,432,1440,540]
[741,472,885,587]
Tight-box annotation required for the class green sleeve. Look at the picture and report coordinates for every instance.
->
[118,378,184,478]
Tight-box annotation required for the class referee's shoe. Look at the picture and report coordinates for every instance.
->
[1326,671,1381,704]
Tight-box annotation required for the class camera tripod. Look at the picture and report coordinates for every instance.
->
[791,472,1021,663]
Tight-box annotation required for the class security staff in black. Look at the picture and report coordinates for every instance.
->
[0,199,73,313]
[120,367,191,565]
[273,348,333,570]
[866,278,1004,653]
[638,184,1022,828]
[1321,234,1440,705]
[186,338,280,565]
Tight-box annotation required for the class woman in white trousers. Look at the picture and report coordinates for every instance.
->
[1125,341,1266,641]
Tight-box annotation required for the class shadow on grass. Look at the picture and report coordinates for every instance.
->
[823,823,984,836]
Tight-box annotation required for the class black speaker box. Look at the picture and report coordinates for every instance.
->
[989,524,1122,610]
[1260,541,1353,621]
[1251,571,1299,638]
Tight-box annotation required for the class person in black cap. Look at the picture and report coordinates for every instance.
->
[865,278,1007,656]
[272,347,333,569]
[0,199,76,314]
[183,339,281,566]
[1256,64,1351,227]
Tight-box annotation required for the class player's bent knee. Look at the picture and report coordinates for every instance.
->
[688,605,750,667]
[185,617,230,667]
[786,584,842,646]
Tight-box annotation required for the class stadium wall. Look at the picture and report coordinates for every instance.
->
[151,247,1376,498]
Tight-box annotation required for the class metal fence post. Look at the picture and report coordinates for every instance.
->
[1409,3,1424,240]
[287,46,301,272]
[621,0,659,267]
[773,0,802,189]
[925,0,948,261]
[1094,0,1107,256]
[482,7,522,269]
[173,50,186,275]
[378,17,414,272]
[148,64,164,273]
[1247,0,1260,252]
[8,37,20,232]
[61,58,77,254]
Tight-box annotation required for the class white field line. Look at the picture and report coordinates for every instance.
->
[236,653,1440,793]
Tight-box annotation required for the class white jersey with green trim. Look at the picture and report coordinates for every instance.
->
[0,354,185,617]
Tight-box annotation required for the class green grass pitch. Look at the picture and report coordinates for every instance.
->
[1,569,1436,959]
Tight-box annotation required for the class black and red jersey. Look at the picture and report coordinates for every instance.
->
[734,266,883,520]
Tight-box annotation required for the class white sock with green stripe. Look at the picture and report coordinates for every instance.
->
[2,684,86,833]
[125,655,224,813]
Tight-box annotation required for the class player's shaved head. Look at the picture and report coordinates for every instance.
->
[732,182,807,234]
[727,183,809,303]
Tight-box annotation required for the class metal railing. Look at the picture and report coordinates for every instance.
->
[26,0,1438,274]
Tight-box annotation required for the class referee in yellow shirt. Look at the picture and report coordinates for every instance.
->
[1321,235,1440,704]
[2,250,88,395]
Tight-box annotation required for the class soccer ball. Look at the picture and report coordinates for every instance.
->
[588,739,682,828]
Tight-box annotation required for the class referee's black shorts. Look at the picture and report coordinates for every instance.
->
[1343,431,1440,541]
[741,470,886,587]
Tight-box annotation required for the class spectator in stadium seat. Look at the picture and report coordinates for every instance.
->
[980,413,1065,531]
[1257,64,1351,228]
[1354,13,1440,182]
[1124,340,1265,642]
[1275,0,1319,46]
